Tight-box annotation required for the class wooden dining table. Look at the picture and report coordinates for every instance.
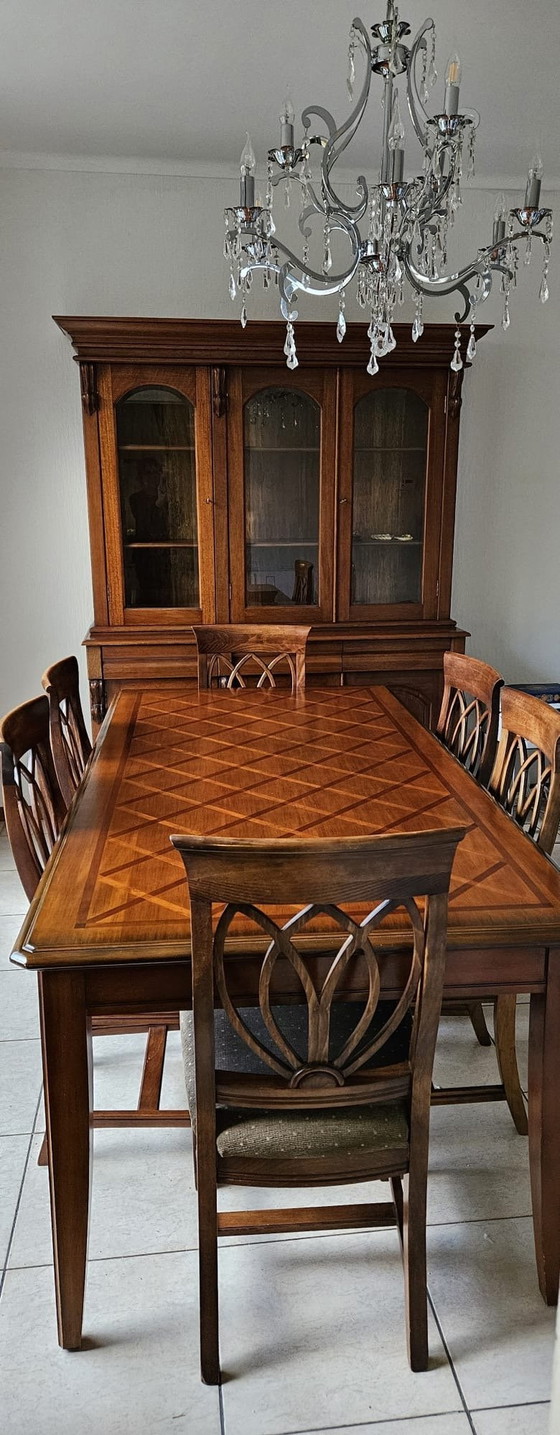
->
[10,683,560,1348]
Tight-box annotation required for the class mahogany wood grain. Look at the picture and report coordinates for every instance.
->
[192,623,309,691]
[41,656,92,809]
[489,687,560,854]
[436,651,503,788]
[174,827,463,1377]
[9,685,560,1347]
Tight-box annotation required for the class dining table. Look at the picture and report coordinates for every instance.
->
[10,682,560,1349]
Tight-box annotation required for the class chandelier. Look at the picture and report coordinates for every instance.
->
[223,1,552,373]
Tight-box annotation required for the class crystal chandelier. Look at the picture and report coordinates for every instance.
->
[223,1,552,373]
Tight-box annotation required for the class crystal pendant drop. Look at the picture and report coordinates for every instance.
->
[502,291,511,330]
[467,130,476,180]
[524,233,532,266]
[284,320,299,369]
[229,272,236,301]
[266,160,273,209]
[263,269,271,289]
[240,304,248,329]
[428,24,437,87]
[450,327,463,372]
[347,38,356,100]
[467,321,477,361]
[367,351,379,376]
[323,228,333,274]
[284,177,290,208]
[540,255,550,302]
[337,292,347,343]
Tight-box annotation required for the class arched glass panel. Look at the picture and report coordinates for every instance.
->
[117,386,199,608]
[244,388,320,607]
[351,388,428,606]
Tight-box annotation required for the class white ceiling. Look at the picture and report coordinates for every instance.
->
[1,0,559,183]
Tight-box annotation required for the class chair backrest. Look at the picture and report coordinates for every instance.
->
[1,696,67,901]
[41,656,92,808]
[171,827,465,1125]
[436,652,503,786]
[192,624,310,693]
[488,687,560,854]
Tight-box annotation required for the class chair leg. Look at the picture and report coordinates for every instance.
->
[391,1174,428,1372]
[37,1134,48,1166]
[465,1000,492,1047]
[494,995,528,1136]
[197,1152,220,1383]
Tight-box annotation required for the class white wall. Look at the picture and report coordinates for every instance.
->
[0,162,559,720]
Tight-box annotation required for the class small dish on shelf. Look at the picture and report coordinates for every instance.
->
[395,533,414,541]
[370,532,392,541]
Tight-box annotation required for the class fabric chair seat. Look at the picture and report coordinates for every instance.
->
[180,1001,411,1163]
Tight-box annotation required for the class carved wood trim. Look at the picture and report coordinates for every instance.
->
[79,362,99,415]
[211,365,227,417]
[88,678,106,726]
[55,318,491,368]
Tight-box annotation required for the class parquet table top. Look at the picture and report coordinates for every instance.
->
[13,685,560,966]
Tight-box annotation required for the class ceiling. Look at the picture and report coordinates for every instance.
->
[1,0,558,183]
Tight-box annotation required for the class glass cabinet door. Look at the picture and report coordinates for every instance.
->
[337,369,444,621]
[228,369,336,622]
[98,364,215,623]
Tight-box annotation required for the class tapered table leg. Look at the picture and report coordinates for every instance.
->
[528,954,560,1305]
[39,970,93,1349]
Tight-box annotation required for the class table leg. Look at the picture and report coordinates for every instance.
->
[38,970,93,1349]
[528,953,560,1305]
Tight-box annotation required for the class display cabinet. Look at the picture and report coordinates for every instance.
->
[55,317,488,729]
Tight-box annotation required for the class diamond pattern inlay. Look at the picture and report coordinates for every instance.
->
[70,686,560,940]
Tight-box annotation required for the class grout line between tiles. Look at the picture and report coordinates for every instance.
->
[470,1398,550,1412]
[0,1085,43,1301]
[427,1285,477,1435]
[265,1409,465,1434]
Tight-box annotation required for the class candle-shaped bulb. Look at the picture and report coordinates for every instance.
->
[240,132,256,176]
[280,94,295,147]
[446,54,462,87]
[444,53,462,116]
[493,192,507,244]
[525,152,543,209]
[388,95,405,182]
[239,132,256,207]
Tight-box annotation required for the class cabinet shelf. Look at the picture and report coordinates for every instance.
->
[247,540,318,548]
[119,444,194,452]
[354,446,426,454]
[125,542,198,549]
[352,540,422,548]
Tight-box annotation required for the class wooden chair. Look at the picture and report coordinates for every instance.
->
[435,650,504,1043]
[192,624,310,692]
[487,687,560,1137]
[436,651,502,787]
[41,656,92,808]
[1,696,188,1165]
[172,825,466,1381]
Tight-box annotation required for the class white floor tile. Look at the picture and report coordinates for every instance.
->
[218,1229,460,1435]
[472,1402,550,1434]
[427,1100,531,1226]
[0,1134,30,1270]
[0,1252,221,1435]
[301,1419,471,1435]
[0,826,16,870]
[92,1030,187,1114]
[9,1127,197,1269]
[428,1217,555,1410]
[0,867,28,917]
[0,1039,42,1135]
[0,970,40,1041]
[0,913,28,970]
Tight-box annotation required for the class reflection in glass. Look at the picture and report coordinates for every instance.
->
[117,387,199,608]
[244,388,320,607]
[351,388,428,606]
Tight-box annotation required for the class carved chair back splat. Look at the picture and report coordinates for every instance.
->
[0,695,67,902]
[436,651,503,788]
[172,826,466,1382]
[489,687,560,855]
[192,624,310,692]
[41,656,93,809]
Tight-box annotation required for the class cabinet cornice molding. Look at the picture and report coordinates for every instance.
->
[54,316,491,368]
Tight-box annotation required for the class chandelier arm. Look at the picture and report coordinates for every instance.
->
[404,245,516,323]
[317,18,372,221]
[406,18,435,145]
[300,105,338,140]
[241,220,361,298]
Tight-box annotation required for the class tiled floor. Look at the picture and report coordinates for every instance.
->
[0,817,556,1435]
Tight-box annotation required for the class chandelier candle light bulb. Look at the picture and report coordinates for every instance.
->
[444,54,462,117]
[525,154,543,209]
[223,2,552,372]
[239,133,256,207]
